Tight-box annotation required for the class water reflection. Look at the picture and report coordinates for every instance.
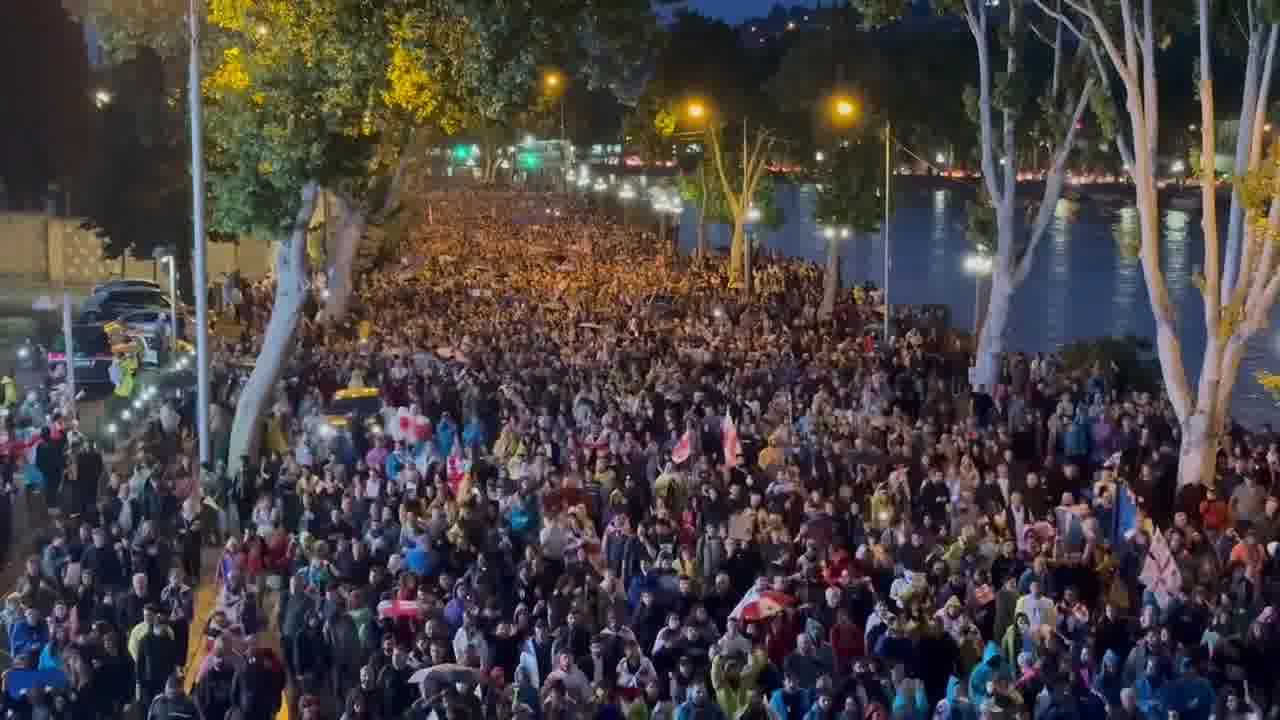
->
[1045,200,1071,349]
[1111,207,1139,337]
[676,182,1279,426]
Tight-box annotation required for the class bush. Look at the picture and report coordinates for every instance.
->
[1059,334,1161,394]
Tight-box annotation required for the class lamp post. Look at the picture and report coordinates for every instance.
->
[829,94,891,341]
[745,204,762,294]
[618,182,636,225]
[155,248,178,348]
[189,0,211,465]
[544,71,567,190]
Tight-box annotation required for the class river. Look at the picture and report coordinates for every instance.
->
[675,180,1279,427]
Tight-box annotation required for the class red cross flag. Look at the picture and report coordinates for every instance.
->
[1140,528,1182,608]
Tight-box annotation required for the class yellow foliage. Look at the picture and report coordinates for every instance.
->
[208,0,253,31]
[1257,370,1280,401]
[204,47,251,98]
[382,45,439,123]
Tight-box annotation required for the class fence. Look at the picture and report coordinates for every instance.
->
[0,213,275,284]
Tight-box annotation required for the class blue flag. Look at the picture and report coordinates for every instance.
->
[1113,483,1139,544]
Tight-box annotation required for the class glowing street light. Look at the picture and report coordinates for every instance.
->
[832,97,857,121]
[687,101,708,121]
[93,89,113,108]
[815,151,826,163]
[935,152,947,165]
[544,71,563,90]
[963,253,993,275]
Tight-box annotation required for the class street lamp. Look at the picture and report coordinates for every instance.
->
[686,100,708,121]
[815,151,826,163]
[543,71,567,185]
[831,96,857,124]
[829,93,890,339]
[154,247,179,348]
[93,89,112,108]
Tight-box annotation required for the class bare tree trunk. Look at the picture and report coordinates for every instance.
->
[227,182,319,480]
[973,268,1012,389]
[319,192,366,325]
[820,236,840,320]
[729,217,745,283]
[696,214,709,258]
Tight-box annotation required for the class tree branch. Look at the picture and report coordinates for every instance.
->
[1014,76,1096,286]
[1142,0,1157,156]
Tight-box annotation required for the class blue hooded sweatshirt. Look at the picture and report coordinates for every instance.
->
[1092,650,1124,708]
[935,677,977,720]
[969,642,1009,707]
[1161,667,1215,720]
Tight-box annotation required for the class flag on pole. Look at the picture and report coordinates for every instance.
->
[723,413,742,468]
[671,430,693,464]
[1112,482,1140,544]
[1140,528,1182,608]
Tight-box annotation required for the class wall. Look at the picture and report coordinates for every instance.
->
[0,213,275,284]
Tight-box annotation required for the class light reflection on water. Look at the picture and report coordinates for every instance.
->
[679,183,1280,426]
[1111,207,1140,338]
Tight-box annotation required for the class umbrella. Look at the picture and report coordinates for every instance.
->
[730,589,795,622]
[377,599,424,620]
[408,663,484,687]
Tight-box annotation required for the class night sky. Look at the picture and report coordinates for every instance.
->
[683,0,811,24]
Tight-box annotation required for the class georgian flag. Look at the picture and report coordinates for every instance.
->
[671,430,693,464]
[722,413,742,469]
[1140,528,1183,608]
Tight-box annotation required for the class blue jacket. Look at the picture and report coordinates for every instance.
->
[435,418,457,458]
[892,682,930,720]
[1161,674,1215,720]
[675,700,727,720]
[770,688,815,720]
[969,643,1009,707]
[1134,672,1166,720]
[873,632,916,672]
[9,620,48,659]
[935,677,977,720]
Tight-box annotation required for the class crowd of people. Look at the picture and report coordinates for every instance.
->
[2,189,1279,720]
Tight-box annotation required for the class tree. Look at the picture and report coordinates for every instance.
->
[813,138,883,320]
[0,0,92,210]
[73,47,203,300]
[1047,0,1280,486]
[704,119,775,292]
[857,0,1094,389]
[678,158,729,258]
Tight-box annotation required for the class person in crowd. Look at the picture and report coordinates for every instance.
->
[6,194,1280,720]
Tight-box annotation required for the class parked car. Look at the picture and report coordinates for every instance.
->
[47,325,115,385]
[80,288,172,323]
[104,308,183,337]
[91,279,162,296]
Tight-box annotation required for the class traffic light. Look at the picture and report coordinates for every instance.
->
[518,151,541,170]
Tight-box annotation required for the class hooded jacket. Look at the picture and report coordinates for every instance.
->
[968,642,1009,707]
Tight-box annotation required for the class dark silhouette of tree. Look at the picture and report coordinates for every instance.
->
[0,0,92,210]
